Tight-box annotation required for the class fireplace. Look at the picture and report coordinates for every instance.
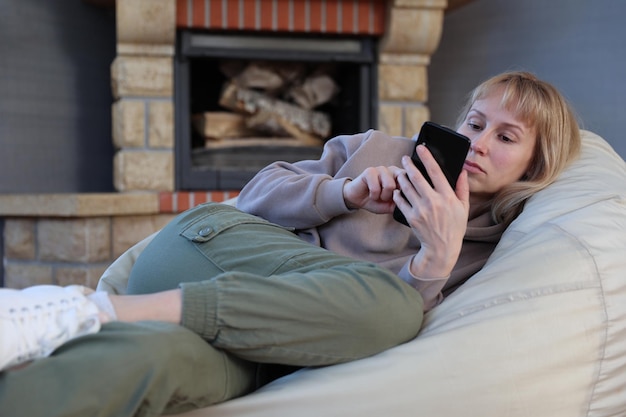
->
[109,0,446,195]
[1,0,450,291]
[175,31,377,190]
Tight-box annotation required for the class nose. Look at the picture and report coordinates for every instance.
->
[470,131,488,155]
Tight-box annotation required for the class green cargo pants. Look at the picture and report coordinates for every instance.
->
[0,203,423,417]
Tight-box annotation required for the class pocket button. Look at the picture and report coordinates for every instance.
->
[198,227,212,237]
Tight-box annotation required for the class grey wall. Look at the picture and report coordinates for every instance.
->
[429,0,626,159]
[0,0,116,193]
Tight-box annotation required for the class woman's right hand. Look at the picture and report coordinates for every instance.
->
[342,165,405,213]
[394,145,470,279]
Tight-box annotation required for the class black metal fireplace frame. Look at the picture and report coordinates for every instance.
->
[175,31,378,190]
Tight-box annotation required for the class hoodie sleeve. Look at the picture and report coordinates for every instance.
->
[397,261,447,312]
[236,131,374,229]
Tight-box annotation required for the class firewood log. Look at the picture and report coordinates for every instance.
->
[219,82,331,139]
[192,112,256,140]
[286,74,339,109]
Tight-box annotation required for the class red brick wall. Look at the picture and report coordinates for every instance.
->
[159,191,239,213]
[176,0,387,35]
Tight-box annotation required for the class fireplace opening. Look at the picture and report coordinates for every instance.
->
[175,32,378,190]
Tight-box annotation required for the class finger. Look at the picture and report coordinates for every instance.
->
[360,168,383,198]
[363,167,392,200]
[395,167,421,206]
[401,154,431,192]
[455,169,470,206]
[415,145,451,191]
[392,188,410,212]
[388,165,405,177]
[378,167,400,201]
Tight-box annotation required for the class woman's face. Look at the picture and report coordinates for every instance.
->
[457,89,537,204]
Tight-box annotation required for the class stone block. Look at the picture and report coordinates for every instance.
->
[114,150,174,191]
[113,99,146,148]
[405,105,431,137]
[112,214,174,258]
[380,7,444,56]
[4,219,35,260]
[116,0,175,56]
[378,64,427,102]
[378,105,404,137]
[38,218,111,263]
[148,100,174,148]
[111,56,173,99]
[4,263,53,289]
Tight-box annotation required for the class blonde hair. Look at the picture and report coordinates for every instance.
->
[456,71,582,225]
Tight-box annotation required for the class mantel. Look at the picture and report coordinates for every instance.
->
[0,193,158,217]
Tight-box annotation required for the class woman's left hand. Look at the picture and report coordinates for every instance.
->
[393,145,470,279]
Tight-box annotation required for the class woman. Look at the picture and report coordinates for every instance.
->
[0,71,581,417]
[237,70,581,310]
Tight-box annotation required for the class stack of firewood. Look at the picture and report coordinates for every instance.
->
[192,61,339,148]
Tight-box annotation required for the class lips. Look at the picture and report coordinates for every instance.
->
[463,160,485,174]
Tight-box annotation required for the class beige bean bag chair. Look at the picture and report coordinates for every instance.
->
[99,130,626,417]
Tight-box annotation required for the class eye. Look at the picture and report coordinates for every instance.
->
[499,134,513,143]
[467,122,482,131]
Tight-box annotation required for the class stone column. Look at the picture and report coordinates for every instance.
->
[377,0,447,137]
[111,0,176,191]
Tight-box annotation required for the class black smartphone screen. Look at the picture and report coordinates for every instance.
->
[393,122,471,226]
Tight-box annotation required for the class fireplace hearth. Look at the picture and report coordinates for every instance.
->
[176,32,377,190]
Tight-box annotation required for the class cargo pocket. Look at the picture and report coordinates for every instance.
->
[178,205,299,276]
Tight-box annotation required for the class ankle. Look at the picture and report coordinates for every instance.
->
[108,290,182,324]
[86,291,118,323]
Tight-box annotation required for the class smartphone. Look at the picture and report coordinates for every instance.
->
[393,121,471,226]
